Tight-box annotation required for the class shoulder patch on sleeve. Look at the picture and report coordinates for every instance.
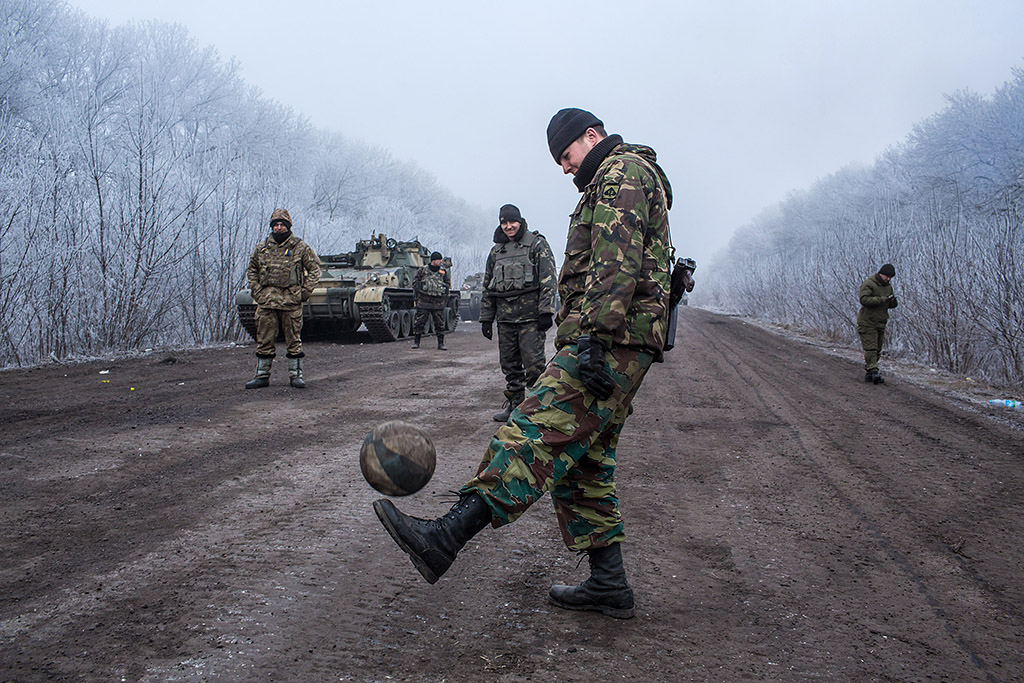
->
[602,185,619,201]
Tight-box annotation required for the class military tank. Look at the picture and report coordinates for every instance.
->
[237,234,459,343]
[459,272,485,321]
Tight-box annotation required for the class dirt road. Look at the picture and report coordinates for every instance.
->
[2,307,1022,682]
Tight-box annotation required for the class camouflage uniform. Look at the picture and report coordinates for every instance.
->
[412,264,451,336]
[857,272,898,374]
[462,137,672,551]
[481,226,557,403]
[246,210,321,359]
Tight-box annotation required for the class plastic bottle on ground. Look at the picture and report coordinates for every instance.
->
[987,399,1021,408]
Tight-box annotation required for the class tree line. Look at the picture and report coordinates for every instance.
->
[699,66,1024,389]
[0,0,491,368]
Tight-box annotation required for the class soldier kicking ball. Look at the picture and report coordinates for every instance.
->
[373,108,674,619]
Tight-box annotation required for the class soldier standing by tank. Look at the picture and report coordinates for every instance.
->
[373,108,673,619]
[244,209,321,389]
[858,263,898,384]
[480,204,557,422]
[411,251,451,350]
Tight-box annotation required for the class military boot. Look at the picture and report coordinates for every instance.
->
[411,335,421,349]
[865,370,875,383]
[549,543,635,619]
[244,356,272,389]
[873,371,885,385]
[437,334,447,351]
[373,492,492,584]
[492,392,523,422]
[288,356,306,389]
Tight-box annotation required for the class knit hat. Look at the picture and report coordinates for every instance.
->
[546,108,603,162]
[498,204,522,223]
[879,264,895,277]
[430,251,443,261]
[269,208,292,228]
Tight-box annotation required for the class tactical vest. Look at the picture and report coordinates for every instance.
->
[258,237,303,288]
[419,267,449,297]
[489,231,538,295]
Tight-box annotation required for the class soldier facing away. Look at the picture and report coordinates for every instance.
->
[244,209,321,389]
[373,108,673,619]
[480,203,557,421]
[857,263,898,384]
[411,251,451,350]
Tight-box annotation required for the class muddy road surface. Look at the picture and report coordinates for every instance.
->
[2,307,1023,682]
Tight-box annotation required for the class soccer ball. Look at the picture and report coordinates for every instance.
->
[359,421,436,496]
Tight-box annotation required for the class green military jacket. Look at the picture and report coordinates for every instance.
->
[857,273,897,326]
[413,265,451,310]
[247,234,321,310]
[555,142,673,361]
[480,228,557,324]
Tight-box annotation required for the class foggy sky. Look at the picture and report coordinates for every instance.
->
[67,0,1024,269]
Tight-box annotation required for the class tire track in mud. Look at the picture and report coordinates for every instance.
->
[688,311,1009,682]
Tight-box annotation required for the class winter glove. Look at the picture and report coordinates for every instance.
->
[301,290,311,301]
[481,322,493,340]
[887,295,898,309]
[537,313,553,332]
[576,335,616,401]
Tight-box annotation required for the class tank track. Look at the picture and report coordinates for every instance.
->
[360,302,400,343]
[359,291,459,343]
[238,304,258,340]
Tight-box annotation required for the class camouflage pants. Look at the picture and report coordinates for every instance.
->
[461,343,654,551]
[858,322,886,372]
[255,306,304,357]
[413,307,444,335]
[497,321,547,401]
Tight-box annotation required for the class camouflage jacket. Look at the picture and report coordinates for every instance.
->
[857,274,897,326]
[555,142,673,361]
[481,227,557,324]
[246,234,321,310]
[413,266,451,310]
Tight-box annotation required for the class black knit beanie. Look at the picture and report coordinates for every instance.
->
[499,204,522,223]
[879,264,895,277]
[546,108,603,162]
[430,251,442,261]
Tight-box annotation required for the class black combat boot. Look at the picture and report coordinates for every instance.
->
[245,356,272,389]
[412,335,421,349]
[865,370,875,383]
[873,371,885,384]
[492,392,523,422]
[437,334,447,351]
[548,543,635,619]
[373,492,492,584]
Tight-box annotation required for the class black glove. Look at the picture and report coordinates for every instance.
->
[576,335,616,400]
[537,313,553,332]
[481,322,493,340]
[887,294,898,309]
[301,290,310,301]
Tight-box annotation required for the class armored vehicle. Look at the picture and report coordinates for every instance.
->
[237,234,459,343]
[459,272,485,321]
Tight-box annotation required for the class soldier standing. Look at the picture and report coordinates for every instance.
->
[857,263,898,384]
[412,251,451,350]
[244,209,321,389]
[480,204,557,421]
[373,108,673,619]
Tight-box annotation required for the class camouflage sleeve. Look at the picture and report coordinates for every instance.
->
[581,158,651,344]
[479,250,496,323]
[246,243,262,296]
[301,243,321,296]
[533,235,557,316]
